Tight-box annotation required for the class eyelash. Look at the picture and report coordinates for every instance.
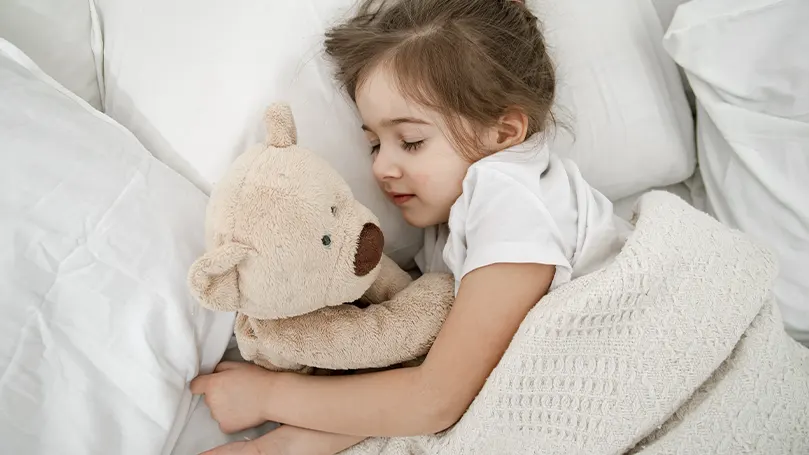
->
[370,140,424,155]
[402,140,424,151]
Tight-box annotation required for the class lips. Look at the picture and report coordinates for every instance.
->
[387,192,414,206]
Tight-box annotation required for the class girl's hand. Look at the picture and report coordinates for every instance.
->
[190,361,275,434]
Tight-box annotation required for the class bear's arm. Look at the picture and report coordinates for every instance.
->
[257,273,455,370]
[360,254,413,304]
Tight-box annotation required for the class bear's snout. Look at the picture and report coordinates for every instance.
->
[353,223,383,277]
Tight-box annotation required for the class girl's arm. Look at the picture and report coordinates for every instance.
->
[261,261,554,436]
[200,426,364,455]
[271,427,365,454]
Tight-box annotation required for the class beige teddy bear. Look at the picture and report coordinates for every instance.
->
[187,103,454,373]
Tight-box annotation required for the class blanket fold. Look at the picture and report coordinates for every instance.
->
[341,191,809,455]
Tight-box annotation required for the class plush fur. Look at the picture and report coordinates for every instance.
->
[188,103,454,372]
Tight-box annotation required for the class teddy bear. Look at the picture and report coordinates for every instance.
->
[187,102,455,373]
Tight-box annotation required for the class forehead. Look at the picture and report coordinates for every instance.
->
[355,66,437,127]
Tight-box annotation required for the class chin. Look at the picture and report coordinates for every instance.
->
[404,218,433,229]
[401,209,442,229]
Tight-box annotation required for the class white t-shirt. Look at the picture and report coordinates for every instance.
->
[415,134,632,295]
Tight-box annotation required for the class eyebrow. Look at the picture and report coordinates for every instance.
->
[361,117,431,131]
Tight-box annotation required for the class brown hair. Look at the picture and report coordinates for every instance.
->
[324,0,557,161]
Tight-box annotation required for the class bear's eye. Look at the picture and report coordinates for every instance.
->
[330,206,337,216]
[322,235,332,247]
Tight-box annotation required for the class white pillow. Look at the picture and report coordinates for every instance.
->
[96,0,694,267]
[0,40,234,454]
[663,0,809,346]
[95,0,422,266]
[647,0,698,115]
[527,0,696,200]
[0,0,104,110]
[650,0,691,29]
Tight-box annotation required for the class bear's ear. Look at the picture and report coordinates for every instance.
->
[264,102,297,148]
[187,242,256,312]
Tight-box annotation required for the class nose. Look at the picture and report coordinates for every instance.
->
[353,223,384,277]
[371,147,402,181]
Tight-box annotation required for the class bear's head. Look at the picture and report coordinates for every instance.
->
[188,103,384,319]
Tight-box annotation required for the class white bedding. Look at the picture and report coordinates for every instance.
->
[0,0,709,451]
[0,40,235,455]
[664,0,809,345]
[0,0,104,109]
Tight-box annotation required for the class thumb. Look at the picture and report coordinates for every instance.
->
[189,375,210,395]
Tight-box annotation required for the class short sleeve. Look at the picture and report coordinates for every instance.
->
[453,168,572,289]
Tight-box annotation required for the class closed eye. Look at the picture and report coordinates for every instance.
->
[401,140,424,152]
[370,140,424,155]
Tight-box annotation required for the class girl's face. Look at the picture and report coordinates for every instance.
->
[355,66,471,228]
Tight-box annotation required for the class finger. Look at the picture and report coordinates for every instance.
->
[214,361,246,372]
[189,375,209,394]
[219,422,241,435]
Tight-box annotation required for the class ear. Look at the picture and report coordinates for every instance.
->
[187,242,255,312]
[482,108,529,151]
[264,102,297,148]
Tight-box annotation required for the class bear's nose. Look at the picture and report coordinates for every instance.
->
[354,223,384,277]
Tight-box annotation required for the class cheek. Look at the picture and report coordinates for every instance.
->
[412,168,459,204]
[410,170,431,189]
[410,170,446,202]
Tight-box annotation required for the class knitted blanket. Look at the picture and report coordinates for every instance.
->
[341,191,809,455]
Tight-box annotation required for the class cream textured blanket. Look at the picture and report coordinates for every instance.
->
[341,191,809,455]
